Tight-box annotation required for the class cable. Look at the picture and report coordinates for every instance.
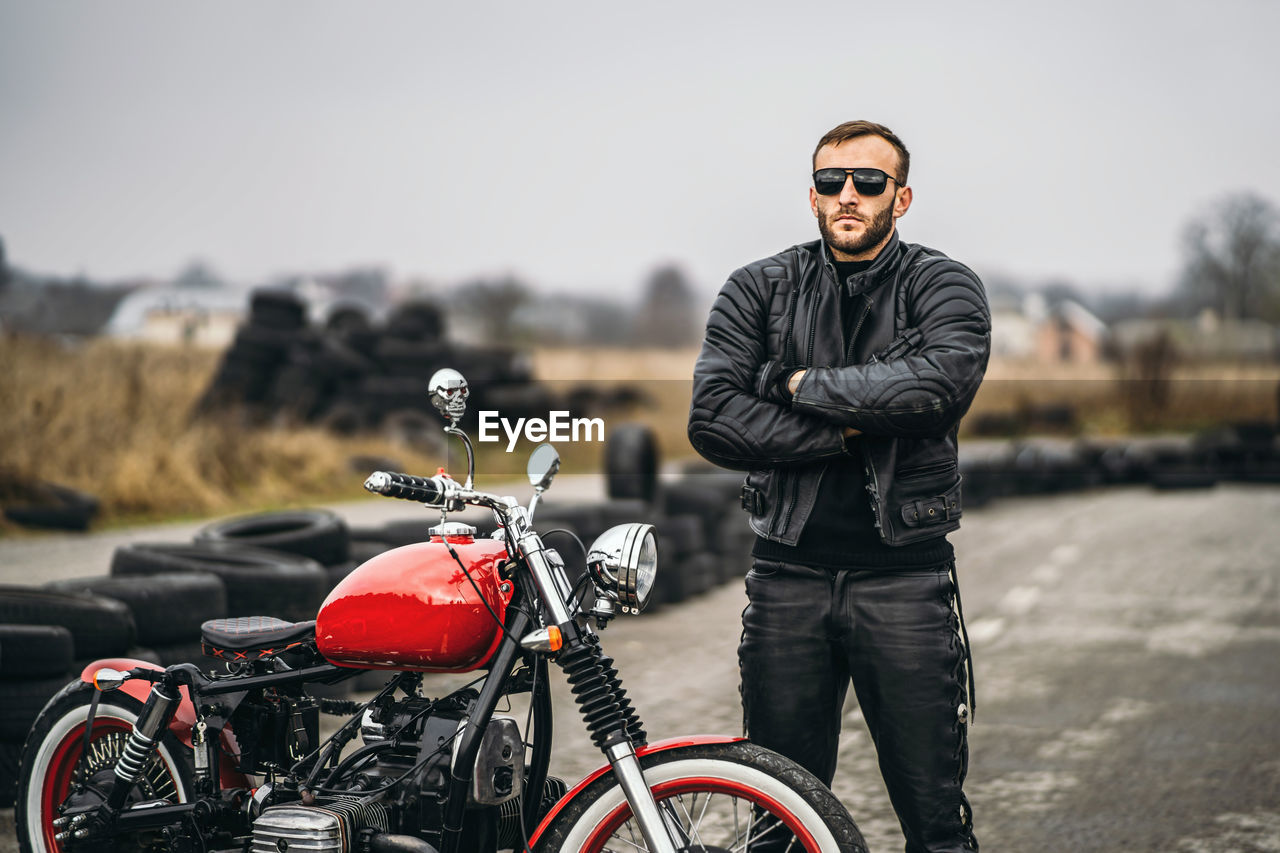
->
[312,727,463,797]
[444,541,527,647]
[539,528,587,565]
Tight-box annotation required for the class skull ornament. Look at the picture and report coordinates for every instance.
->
[429,368,470,423]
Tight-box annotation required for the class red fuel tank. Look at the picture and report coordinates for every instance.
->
[316,533,513,672]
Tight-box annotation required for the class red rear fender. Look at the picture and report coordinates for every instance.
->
[79,658,251,789]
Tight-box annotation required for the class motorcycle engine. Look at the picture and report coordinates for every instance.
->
[345,694,524,845]
[250,800,390,853]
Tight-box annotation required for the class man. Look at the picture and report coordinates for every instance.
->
[688,120,989,853]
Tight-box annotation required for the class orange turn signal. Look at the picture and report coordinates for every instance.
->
[519,626,563,653]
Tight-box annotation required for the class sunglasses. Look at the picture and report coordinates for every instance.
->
[812,167,899,197]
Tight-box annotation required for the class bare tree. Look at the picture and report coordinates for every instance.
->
[1179,192,1280,321]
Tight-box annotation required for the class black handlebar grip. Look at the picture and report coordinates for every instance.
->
[364,471,444,504]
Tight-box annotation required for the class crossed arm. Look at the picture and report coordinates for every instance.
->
[687,262,990,471]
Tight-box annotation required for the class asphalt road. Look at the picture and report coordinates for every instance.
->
[3,481,1279,852]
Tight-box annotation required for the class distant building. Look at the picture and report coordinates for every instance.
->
[1035,299,1108,364]
[989,293,1108,364]
[105,284,248,347]
[988,291,1040,361]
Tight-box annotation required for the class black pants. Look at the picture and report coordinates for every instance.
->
[739,558,977,853]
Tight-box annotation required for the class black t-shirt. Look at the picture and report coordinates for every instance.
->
[753,254,954,570]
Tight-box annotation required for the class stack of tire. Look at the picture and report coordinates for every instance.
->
[958,422,1280,510]
[195,290,564,436]
[555,423,757,608]
[0,587,162,805]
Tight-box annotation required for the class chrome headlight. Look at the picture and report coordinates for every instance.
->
[586,523,658,613]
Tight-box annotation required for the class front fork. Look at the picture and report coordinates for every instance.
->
[517,524,680,852]
[556,633,677,853]
[606,743,681,853]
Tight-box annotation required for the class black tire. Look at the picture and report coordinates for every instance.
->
[384,300,446,341]
[531,505,603,543]
[349,539,391,564]
[14,681,194,853]
[0,587,135,659]
[2,483,99,532]
[149,641,215,671]
[110,542,329,623]
[715,514,756,582]
[373,338,451,377]
[653,534,690,605]
[43,573,227,647]
[318,401,370,436]
[249,288,308,330]
[534,741,866,853]
[324,304,372,335]
[660,481,729,544]
[658,514,705,558]
[0,674,77,740]
[266,363,332,421]
[678,551,720,596]
[231,323,299,366]
[372,511,491,547]
[325,561,360,590]
[0,624,74,678]
[604,424,659,503]
[1,738,21,808]
[195,508,350,566]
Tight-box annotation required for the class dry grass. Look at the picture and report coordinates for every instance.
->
[0,335,440,531]
[1,338,1275,533]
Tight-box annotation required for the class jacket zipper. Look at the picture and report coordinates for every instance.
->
[844,294,874,364]
[805,290,820,366]
[782,288,799,365]
[777,288,826,538]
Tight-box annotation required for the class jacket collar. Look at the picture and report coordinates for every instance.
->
[807,230,903,295]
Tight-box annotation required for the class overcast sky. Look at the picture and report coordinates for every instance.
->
[2,1,1278,299]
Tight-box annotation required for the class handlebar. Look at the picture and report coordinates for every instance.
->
[364,471,444,504]
[363,469,576,629]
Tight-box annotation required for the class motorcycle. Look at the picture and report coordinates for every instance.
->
[14,368,866,853]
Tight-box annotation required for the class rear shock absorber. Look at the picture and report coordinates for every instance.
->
[105,680,180,812]
[557,637,647,751]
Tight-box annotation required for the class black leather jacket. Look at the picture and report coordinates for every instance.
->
[688,232,991,547]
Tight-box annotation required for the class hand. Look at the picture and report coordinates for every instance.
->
[842,426,862,438]
[787,369,806,396]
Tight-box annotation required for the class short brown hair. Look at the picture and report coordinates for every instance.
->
[812,120,910,185]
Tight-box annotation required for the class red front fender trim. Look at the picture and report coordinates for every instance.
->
[78,658,251,789]
[528,734,744,844]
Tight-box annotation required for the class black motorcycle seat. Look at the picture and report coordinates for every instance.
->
[200,616,317,661]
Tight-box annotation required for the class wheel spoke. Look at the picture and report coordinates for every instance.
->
[673,794,705,849]
[603,832,650,853]
[728,810,793,853]
[693,791,714,837]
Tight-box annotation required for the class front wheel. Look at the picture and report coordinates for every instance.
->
[536,742,867,853]
[14,681,194,853]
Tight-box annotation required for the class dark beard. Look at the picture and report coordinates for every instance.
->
[819,201,895,259]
